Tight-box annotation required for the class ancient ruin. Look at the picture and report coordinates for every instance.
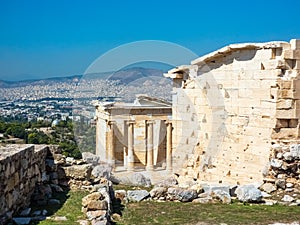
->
[164,39,300,185]
[94,95,172,172]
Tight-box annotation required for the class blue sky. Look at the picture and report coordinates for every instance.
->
[1,0,300,81]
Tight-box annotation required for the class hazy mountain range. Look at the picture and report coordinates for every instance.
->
[0,67,166,88]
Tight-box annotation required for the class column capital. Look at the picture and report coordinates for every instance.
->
[126,120,136,125]
[165,120,172,125]
[146,120,155,125]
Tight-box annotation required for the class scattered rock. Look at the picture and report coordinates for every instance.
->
[260,183,276,193]
[12,217,32,225]
[116,172,151,187]
[63,164,92,180]
[82,152,100,165]
[91,164,112,180]
[235,185,262,202]
[114,190,127,201]
[270,159,283,168]
[167,187,198,202]
[86,210,107,220]
[150,187,168,199]
[54,216,68,221]
[275,179,286,189]
[211,190,231,204]
[281,194,294,202]
[127,190,150,202]
[192,196,214,204]
[19,208,31,216]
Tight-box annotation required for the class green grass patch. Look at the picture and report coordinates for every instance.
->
[114,201,300,225]
[31,190,88,225]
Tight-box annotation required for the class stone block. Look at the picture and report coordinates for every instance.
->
[276,99,293,109]
[290,39,300,50]
[278,80,292,89]
[276,109,296,118]
[284,50,300,59]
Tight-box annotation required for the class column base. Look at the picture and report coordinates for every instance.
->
[146,165,154,171]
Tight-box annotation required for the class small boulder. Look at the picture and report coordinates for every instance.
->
[114,190,127,201]
[275,179,286,189]
[270,158,282,168]
[82,152,100,165]
[281,194,294,202]
[235,185,262,202]
[127,190,150,202]
[167,187,198,202]
[211,190,231,204]
[150,187,167,199]
[260,183,276,193]
[12,217,32,225]
[91,164,112,180]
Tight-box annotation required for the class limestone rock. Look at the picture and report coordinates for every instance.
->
[275,179,286,189]
[260,183,276,193]
[270,158,283,168]
[82,192,104,207]
[167,187,198,202]
[192,196,214,204]
[281,194,294,202]
[127,190,150,202]
[53,216,68,221]
[63,164,92,180]
[82,152,100,165]
[116,172,151,187]
[87,200,108,211]
[235,185,262,202]
[150,187,168,199]
[91,164,112,180]
[211,190,231,204]
[114,190,127,201]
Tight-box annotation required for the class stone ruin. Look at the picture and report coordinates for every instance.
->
[165,39,300,186]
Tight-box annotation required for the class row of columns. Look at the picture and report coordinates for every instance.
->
[107,120,173,172]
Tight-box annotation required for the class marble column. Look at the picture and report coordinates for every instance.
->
[146,120,154,171]
[127,120,135,171]
[107,121,115,166]
[166,121,173,173]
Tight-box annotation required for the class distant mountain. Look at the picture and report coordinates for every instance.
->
[0,67,165,88]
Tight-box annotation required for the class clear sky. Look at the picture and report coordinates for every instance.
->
[1,0,300,81]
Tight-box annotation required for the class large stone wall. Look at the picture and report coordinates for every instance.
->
[0,144,49,223]
[166,39,300,185]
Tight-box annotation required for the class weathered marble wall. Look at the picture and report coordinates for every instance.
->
[0,144,49,223]
[167,39,300,185]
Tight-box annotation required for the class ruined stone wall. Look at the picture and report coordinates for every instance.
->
[0,144,48,223]
[171,39,300,185]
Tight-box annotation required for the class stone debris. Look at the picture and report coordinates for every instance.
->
[127,190,150,202]
[12,217,32,225]
[281,194,295,202]
[235,185,263,203]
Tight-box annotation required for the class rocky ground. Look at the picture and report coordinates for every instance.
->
[7,147,300,225]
